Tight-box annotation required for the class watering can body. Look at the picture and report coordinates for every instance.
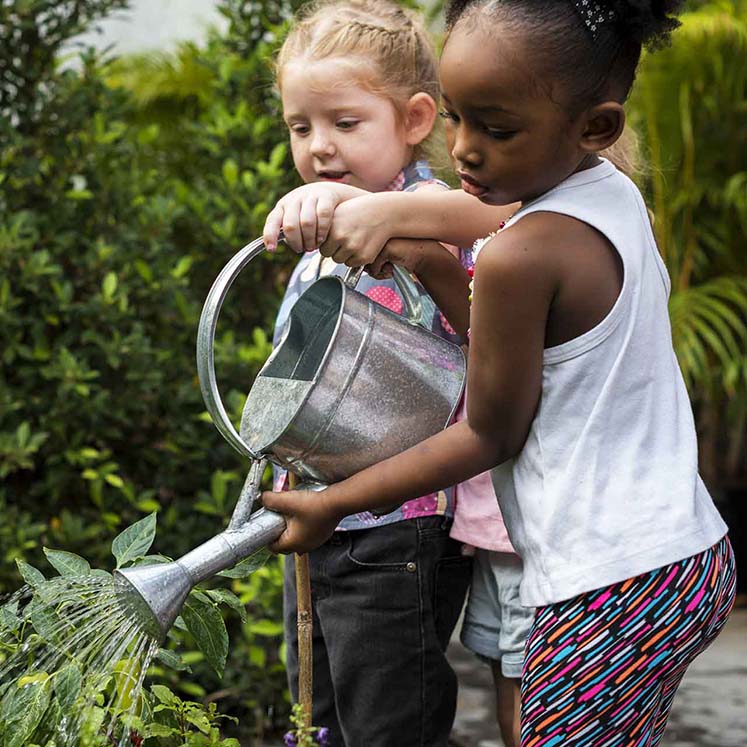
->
[198,237,466,481]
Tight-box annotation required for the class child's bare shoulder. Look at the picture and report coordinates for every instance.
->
[479,210,610,275]
[477,212,574,271]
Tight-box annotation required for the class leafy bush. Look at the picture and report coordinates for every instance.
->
[1,0,304,739]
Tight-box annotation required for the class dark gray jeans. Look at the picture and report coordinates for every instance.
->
[283,516,472,747]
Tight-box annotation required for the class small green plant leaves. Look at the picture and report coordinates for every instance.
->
[182,594,228,678]
[77,704,106,744]
[43,548,91,577]
[142,722,176,738]
[28,598,64,643]
[151,684,178,707]
[15,559,46,588]
[2,677,51,747]
[54,663,82,713]
[217,547,270,578]
[184,706,212,734]
[0,599,19,632]
[112,512,157,568]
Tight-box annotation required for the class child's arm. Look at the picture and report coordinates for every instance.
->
[324,189,518,255]
[262,182,517,254]
[262,216,555,553]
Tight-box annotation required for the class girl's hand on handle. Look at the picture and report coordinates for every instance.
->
[262,183,368,253]
[262,489,342,554]
[317,194,397,268]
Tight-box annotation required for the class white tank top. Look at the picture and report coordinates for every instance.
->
[494,159,727,607]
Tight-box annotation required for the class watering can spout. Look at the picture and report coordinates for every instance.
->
[115,508,286,641]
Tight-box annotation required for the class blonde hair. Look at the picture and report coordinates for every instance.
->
[276,0,440,124]
[601,124,642,180]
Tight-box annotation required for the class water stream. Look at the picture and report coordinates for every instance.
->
[0,574,158,746]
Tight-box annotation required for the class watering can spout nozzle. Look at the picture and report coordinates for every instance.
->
[114,507,286,640]
[115,562,192,642]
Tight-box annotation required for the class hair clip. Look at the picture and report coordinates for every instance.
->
[571,0,615,39]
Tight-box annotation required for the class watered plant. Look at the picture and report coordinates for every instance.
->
[128,685,241,747]
[0,513,270,746]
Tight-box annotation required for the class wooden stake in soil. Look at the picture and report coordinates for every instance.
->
[289,472,313,729]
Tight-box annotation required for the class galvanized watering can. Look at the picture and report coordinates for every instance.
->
[116,235,466,639]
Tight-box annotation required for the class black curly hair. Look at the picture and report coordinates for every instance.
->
[444,0,685,113]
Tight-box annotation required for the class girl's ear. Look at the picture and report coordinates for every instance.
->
[404,92,437,146]
[580,102,625,154]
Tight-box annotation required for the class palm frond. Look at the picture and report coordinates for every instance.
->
[105,42,215,121]
[670,276,747,392]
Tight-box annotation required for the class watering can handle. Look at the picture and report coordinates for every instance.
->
[197,236,268,460]
[343,265,425,327]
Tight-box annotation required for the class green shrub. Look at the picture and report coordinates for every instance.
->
[1,0,304,739]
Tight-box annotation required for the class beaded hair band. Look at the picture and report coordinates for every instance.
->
[571,0,616,39]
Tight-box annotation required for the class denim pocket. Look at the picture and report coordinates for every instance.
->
[346,523,417,569]
[433,553,472,648]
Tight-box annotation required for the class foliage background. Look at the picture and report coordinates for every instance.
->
[1,0,745,743]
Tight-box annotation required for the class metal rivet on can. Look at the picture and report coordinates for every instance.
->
[406,562,417,573]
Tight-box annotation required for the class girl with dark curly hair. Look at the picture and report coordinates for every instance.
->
[263,2,736,744]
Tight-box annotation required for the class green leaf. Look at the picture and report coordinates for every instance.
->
[217,547,270,578]
[269,142,287,169]
[43,548,91,577]
[54,663,82,713]
[171,256,193,279]
[150,684,179,707]
[204,588,247,623]
[112,512,157,568]
[222,158,239,187]
[28,597,63,642]
[0,600,19,632]
[156,648,191,672]
[133,259,152,282]
[16,421,30,448]
[64,189,93,200]
[2,678,51,747]
[104,473,125,488]
[102,272,118,300]
[249,618,283,637]
[142,722,176,738]
[184,708,212,734]
[16,559,46,588]
[177,681,206,699]
[182,594,228,677]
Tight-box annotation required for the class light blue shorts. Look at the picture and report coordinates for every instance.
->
[460,549,535,679]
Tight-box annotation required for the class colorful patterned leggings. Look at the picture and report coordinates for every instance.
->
[521,536,736,747]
